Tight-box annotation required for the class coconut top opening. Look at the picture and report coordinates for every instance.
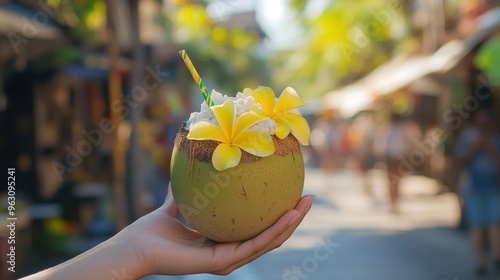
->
[185,90,277,135]
[174,127,301,165]
[180,86,309,171]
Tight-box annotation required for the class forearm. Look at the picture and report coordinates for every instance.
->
[21,235,147,280]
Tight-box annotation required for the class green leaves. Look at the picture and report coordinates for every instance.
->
[273,0,414,98]
[159,1,266,95]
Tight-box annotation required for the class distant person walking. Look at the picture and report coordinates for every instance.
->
[456,110,500,277]
[353,113,377,195]
[374,112,414,213]
[311,111,337,171]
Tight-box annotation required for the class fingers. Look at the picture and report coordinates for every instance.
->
[248,194,314,252]
[161,183,179,217]
[217,194,315,274]
[221,195,314,273]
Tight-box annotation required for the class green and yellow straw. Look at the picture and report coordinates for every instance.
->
[179,50,214,107]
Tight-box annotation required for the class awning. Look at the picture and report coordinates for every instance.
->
[0,2,67,61]
[0,3,64,39]
[323,7,500,117]
[323,85,374,117]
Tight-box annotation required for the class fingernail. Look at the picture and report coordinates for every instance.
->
[307,194,316,211]
[288,212,301,226]
[304,194,315,200]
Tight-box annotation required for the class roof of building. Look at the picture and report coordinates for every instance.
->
[323,7,500,117]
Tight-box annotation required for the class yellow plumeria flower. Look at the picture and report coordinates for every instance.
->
[243,86,310,145]
[187,99,275,171]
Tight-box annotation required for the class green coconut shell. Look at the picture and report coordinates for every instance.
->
[170,127,304,242]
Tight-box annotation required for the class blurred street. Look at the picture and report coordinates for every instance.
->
[145,168,497,280]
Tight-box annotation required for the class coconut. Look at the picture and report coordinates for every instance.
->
[170,125,304,242]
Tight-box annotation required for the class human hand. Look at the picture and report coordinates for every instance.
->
[21,188,313,280]
[118,185,315,277]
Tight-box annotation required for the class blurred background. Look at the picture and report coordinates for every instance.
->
[1,0,500,279]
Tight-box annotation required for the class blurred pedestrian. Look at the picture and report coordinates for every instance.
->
[311,110,337,171]
[334,122,350,167]
[456,110,500,276]
[353,113,376,195]
[373,112,413,213]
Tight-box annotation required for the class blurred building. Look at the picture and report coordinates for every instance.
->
[217,10,267,38]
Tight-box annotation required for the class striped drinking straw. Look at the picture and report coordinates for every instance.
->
[179,50,215,107]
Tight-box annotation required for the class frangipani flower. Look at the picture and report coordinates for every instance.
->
[187,99,275,171]
[243,86,310,145]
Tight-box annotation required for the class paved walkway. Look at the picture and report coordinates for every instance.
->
[145,168,499,280]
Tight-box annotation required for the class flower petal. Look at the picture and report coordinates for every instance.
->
[212,143,241,171]
[274,87,308,114]
[187,122,227,142]
[212,100,235,141]
[243,86,276,115]
[274,117,291,139]
[281,112,310,145]
[249,103,267,117]
[233,131,275,157]
[232,112,266,138]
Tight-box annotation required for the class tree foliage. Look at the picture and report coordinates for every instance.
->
[160,0,268,95]
[272,0,416,97]
[47,0,106,45]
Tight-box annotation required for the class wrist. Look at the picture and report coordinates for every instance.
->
[105,229,150,279]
